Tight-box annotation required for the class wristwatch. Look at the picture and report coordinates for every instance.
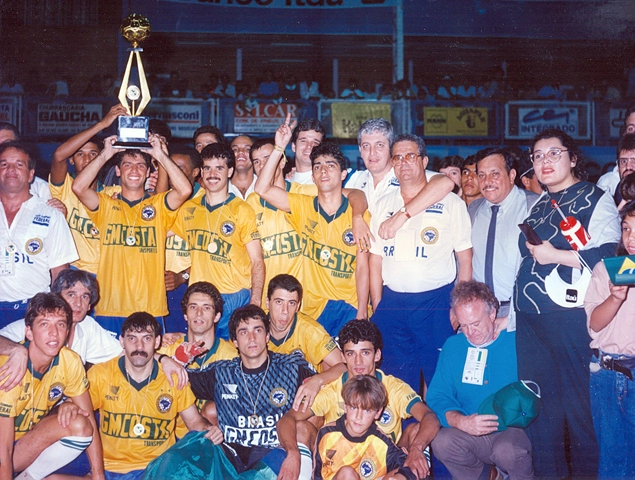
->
[181,272,190,282]
[399,206,411,219]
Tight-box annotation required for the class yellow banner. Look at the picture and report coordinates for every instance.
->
[332,103,391,139]
[424,107,489,136]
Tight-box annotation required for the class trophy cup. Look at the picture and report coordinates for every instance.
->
[114,14,152,148]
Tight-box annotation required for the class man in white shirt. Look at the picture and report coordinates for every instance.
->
[288,119,325,185]
[468,147,539,325]
[370,134,472,395]
[0,141,77,327]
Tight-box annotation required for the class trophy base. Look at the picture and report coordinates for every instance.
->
[113,141,152,149]
[115,115,151,149]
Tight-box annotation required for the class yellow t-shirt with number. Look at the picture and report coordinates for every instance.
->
[0,345,88,440]
[171,194,260,294]
[88,357,196,473]
[87,192,177,317]
[49,173,121,274]
[311,369,421,443]
[267,312,338,372]
[286,193,364,320]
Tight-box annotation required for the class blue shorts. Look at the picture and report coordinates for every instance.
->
[0,299,29,329]
[217,289,251,340]
[104,470,144,480]
[164,282,188,333]
[96,315,166,338]
[316,300,357,337]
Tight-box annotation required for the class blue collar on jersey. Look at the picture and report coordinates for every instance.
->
[23,340,59,380]
[202,193,236,212]
[313,195,349,223]
[118,192,151,207]
[118,356,159,391]
[268,313,298,347]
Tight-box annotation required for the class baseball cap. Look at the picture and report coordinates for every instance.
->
[477,380,541,431]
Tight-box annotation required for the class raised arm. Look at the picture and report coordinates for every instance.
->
[379,173,456,240]
[148,135,192,210]
[254,115,296,212]
[246,239,265,307]
[71,135,119,211]
[50,104,127,185]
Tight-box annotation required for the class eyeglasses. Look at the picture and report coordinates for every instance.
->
[391,153,420,165]
[618,157,635,167]
[530,148,568,165]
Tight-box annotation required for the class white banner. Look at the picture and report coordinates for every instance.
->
[145,100,205,138]
[234,102,297,133]
[37,103,103,135]
[505,101,590,140]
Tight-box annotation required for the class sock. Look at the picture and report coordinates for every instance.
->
[298,442,313,480]
[18,435,92,480]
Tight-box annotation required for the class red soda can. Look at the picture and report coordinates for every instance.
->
[559,216,590,251]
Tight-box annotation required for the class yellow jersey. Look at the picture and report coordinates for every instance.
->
[267,312,338,372]
[311,369,421,443]
[286,193,364,320]
[246,184,304,305]
[88,192,177,317]
[172,193,260,294]
[165,184,204,274]
[49,173,120,274]
[88,356,196,473]
[0,345,88,440]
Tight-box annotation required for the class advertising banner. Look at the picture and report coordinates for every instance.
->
[159,0,399,8]
[234,102,298,133]
[37,103,103,135]
[423,106,488,137]
[610,107,627,138]
[145,100,205,138]
[331,102,391,138]
[505,101,591,140]
[0,97,17,125]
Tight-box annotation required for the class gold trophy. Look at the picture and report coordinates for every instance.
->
[114,14,152,148]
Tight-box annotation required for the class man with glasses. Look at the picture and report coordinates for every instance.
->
[369,134,473,395]
[597,112,635,198]
[610,133,635,205]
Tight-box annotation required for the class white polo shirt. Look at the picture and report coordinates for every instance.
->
[0,315,122,364]
[370,190,472,293]
[0,196,78,302]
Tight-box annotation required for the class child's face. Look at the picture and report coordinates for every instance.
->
[343,404,382,437]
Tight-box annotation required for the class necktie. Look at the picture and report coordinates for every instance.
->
[484,205,499,295]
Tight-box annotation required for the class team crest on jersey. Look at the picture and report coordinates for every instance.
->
[49,383,64,401]
[90,227,99,236]
[156,394,173,413]
[342,229,355,246]
[269,387,288,407]
[25,238,43,255]
[220,221,235,237]
[379,408,393,426]
[359,459,376,478]
[421,227,439,245]
[141,205,156,221]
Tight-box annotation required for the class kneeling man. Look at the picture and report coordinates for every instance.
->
[427,281,533,480]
